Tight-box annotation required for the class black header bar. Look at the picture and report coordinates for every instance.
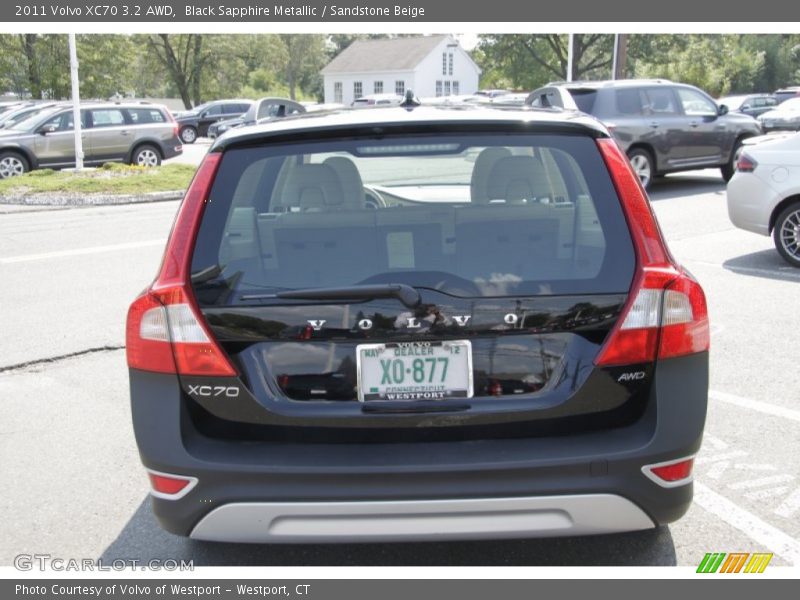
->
[3,0,800,22]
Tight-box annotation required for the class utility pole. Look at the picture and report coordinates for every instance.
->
[567,34,574,82]
[68,33,83,171]
[613,34,628,80]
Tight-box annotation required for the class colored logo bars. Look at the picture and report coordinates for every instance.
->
[697,552,773,573]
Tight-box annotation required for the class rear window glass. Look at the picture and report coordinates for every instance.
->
[191,133,635,305]
[127,108,166,123]
[643,88,679,115]
[90,109,125,127]
[567,90,597,114]
[615,89,645,115]
[258,103,281,119]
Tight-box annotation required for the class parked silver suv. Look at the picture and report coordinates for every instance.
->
[526,79,762,189]
[0,102,182,178]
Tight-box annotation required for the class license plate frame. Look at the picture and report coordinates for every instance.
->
[356,340,474,402]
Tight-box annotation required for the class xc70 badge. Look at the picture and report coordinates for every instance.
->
[186,384,241,398]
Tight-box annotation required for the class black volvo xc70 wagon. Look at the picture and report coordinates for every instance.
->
[126,101,709,543]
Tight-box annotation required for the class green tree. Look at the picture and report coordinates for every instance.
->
[475,34,615,90]
[629,35,765,96]
[145,34,207,108]
[0,35,69,99]
[278,34,327,100]
[76,35,136,99]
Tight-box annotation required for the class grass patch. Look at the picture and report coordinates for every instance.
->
[0,163,196,196]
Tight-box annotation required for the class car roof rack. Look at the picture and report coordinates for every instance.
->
[546,78,674,87]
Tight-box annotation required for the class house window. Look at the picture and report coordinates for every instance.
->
[452,81,459,95]
[444,81,451,96]
[374,81,383,94]
[448,53,454,76]
[435,81,443,97]
[442,52,447,75]
[353,81,363,99]
[395,80,405,95]
[333,82,342,103]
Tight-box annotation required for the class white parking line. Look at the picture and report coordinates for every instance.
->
[776,489,800,519]
[709,390,800,424]
[728,475,795,490]
[746,487,792,502]
[694,482,800,565]
[0,239,165,264]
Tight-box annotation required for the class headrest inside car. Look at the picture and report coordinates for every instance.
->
[282,164,345,211]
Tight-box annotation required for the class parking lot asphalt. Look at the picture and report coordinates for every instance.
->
[1,167,798,567]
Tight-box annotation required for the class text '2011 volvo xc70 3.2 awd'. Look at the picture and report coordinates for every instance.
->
[126,95,709,543]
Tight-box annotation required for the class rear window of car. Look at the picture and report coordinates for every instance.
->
[566,90,597,114]
[127,108,166,124]
[258,103,282,119]
[191,132,635,305]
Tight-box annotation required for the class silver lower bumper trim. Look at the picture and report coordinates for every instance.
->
[189,494,656,543]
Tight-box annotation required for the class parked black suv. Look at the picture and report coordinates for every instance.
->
[526,79,762,188]
[127,104,709,543]
[174,99,253,144]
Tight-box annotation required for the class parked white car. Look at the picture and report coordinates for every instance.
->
[727,132,800,267]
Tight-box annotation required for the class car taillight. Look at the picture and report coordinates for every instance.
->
[165,109,180,138]
[736,153,758,173]
[146,469,198,499]
[642,457,695,487]
[595,138,709,367]
[126,153,236,377]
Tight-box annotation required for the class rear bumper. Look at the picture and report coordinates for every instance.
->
[727,171,778,236]
[161,140,183,159]
[190,494,654,543]
[129,353,708,541]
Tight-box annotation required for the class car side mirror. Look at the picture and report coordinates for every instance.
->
[741,104,751,111]
[38,125,58,135]
[718,104,729,116]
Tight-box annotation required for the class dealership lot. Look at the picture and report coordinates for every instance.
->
[1,169,799,566]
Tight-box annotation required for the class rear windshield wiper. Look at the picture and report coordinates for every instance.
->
[241,283,422,309]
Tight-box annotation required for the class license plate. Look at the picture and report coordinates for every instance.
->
[356,340,473,402]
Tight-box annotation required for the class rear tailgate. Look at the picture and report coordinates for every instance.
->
[126,119,707,443]
[183,127,646,439]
